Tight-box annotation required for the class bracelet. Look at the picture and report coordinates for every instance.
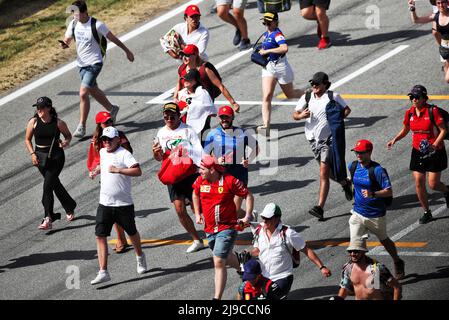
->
[409,5,415,12]
[320,265,327,270]
[30,152,36,155]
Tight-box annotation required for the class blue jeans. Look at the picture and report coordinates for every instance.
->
[206,228,237,259]
[79,63,103,88]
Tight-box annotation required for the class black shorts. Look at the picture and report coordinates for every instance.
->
[409,147,448,173]
[95,204,138,237]
[267,275,294,300]
[299,0,331,10]
[167,173,199,202]
[225,164,248,186]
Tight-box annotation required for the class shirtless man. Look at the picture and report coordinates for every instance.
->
[332,238,402,300]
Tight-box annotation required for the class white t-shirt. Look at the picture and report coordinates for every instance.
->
[294,91,348,141]
[178,86,216,135]
[164,22,209,61]
[99,147,138,207]
[65,17,110,67]
[156,122,204,166]
[254,223,306,282]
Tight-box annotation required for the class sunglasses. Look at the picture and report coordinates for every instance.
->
[355,151,368,155]
[181,53,193,58]
[311,82,322,87]
[163,115,177,120]
[261,216,274,221]
[101,136,114,142]
[348,250,362,254]
[103,119,113,125]
[409,94,423,101]
[262,20,272,26]
[437,1,448,5]
[219,115,232,120]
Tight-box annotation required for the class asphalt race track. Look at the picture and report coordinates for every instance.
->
[0,0,448,300]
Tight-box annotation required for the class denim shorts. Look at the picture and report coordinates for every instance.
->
[206,228,237,259]
[79,63,103,88]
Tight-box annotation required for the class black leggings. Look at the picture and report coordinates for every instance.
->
[37,147,76,218]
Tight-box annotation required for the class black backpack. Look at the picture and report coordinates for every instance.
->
[428,105,449,140]
[72,17,108,57]
[254,224,300,268]
[349,161,393,207]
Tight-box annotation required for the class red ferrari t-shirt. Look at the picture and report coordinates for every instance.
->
[403,105,445,150]
[193,173,248,234]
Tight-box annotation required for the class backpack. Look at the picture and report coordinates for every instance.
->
[428,105,449,140]
[349,160,393,207]
[254,224,300,268]
[257,0,291,13]
[72,17,108,57]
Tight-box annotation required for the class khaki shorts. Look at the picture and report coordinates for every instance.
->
[216,0,247,9]
[262,56,294,85]
[349,209,388,241]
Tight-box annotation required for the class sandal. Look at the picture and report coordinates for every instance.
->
[113,243,130,254]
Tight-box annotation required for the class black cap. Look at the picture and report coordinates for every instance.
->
[32,96,52,108]
[182,69,200,82]
[309,72,330,85]
[162,102,180,114]
[408,85,428,98]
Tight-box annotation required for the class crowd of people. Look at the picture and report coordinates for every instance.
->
[23,0,449,299]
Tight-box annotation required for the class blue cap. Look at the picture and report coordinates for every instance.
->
[242,259,261,281]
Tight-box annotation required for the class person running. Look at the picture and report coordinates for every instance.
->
[257,12,303,137]
[215,0,251,50]
[90,126,147,284]
[293,72,352,221]
[387,85,449,224]
[152,102,205,253]
[174,44,240,113]
[248,203,332,300]
[177,69,217,141]
[348,139,405,280]
[299,0,332,49]
[192,154,255,300]
[204,105,259,216]
[60,0,135,138]
[332,237,402,300]
[408,0,441,45]
[161,4,209,61]
[87,111,132,254]
[25,97,77,230]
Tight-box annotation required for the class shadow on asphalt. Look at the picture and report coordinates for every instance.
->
[288,285,341,300]
[251,179,315,196]
[389,193,445,212]
[400,265,449,286]
[0,250,97,271]
[249,156,314,172]
[135,207,170,218]
[45,222,96,235]
[96,257,213,290]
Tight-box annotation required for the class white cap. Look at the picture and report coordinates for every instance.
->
[101,126,119,139]
[260,203,282,219]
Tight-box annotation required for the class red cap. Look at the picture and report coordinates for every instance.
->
[95,111,112,124]
[185,4,201,17]
[200,155,225,173]
[218,105,234,117]
[351,139,373,152]
[182,44,199,55]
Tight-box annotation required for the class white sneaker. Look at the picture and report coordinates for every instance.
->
[186,240,204,253]
[73,124,86,138]
[90,270,111,285]
[110,105,120,123]
[136,253,147,274]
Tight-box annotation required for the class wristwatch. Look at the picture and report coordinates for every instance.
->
[409,5,416,12]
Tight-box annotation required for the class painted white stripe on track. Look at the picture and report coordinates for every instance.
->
[0,0,205,107]
[373,251,449,257]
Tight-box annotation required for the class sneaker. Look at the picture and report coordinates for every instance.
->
[38,217,52,230]
[50,212,61,222]
[308,206,324,221]
[233,28,241,46]
[186,240,204,253]
[444,185,449,208]
[394,259,405,280]
[419,210,433,224]
[342,180,353,201]
[136,253,147,274]
[66,213,75,222]
[90,270,111,285]
[73,124,86,138]
[110,105,120,123]
[317,37,332,50]
[238,38,251,51]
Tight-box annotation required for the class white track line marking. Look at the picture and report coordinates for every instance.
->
[0,0,205,107]
[373,251,449,257]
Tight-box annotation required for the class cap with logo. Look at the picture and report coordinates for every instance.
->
[408,84,428,99]
[200,154,225,173]
[163,102,180,114]
[185,4,201,17]
[242,259,262,281]
[218,105,234,117]
[260,203,282,219]
[101,126,119,139]
[32,96,52,108]
[95,111,112,124]
[309,72,330,85]
[351,139,373,153]
[182,44,199,56]
[261,12,278,22]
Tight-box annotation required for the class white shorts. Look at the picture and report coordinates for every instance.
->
[216,0,247,9]
[261,56,294,84]
[349,209,388,241]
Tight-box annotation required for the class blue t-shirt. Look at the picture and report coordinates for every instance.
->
[204,126,257,165]
[350,162,392,218]
[262,28,287,62]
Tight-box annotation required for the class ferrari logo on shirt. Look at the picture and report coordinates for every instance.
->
[218,187,224,194]
[245,293,251,300]
[200,185,211,193]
